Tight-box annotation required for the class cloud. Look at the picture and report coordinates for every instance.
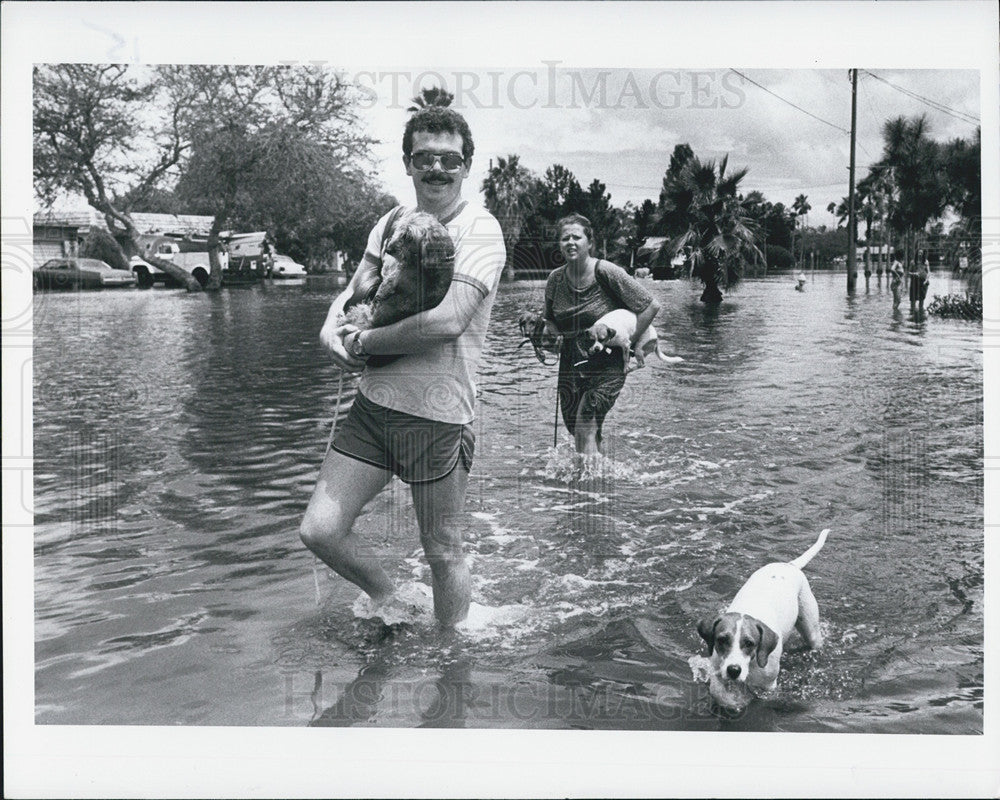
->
[362,67,979,225]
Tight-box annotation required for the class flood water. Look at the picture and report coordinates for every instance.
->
[33,270,983,732]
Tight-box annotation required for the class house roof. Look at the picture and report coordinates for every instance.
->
[33,209,100,228]
[129,213,215,235]
[33,209,215,235]
[636,236,668,256]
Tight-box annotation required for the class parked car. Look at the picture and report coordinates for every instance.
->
[271,254,308,278]
[34,258,137,290]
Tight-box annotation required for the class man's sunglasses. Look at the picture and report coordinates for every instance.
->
[409,151,466,172]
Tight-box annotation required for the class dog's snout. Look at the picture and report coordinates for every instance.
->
[726,664,742,680]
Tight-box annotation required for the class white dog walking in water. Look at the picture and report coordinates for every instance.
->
[581,308,684,373]
[696,529,830,707]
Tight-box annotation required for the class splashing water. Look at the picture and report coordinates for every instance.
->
[351,580,535,639]
[351,582,434,626]
[688,654,757,711]
[688,653,713,684]
[543,444,644,484]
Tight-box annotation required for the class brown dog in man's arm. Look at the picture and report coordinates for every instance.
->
[342,210,455,367]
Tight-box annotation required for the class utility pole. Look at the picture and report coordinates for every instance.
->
[847,68,858,293]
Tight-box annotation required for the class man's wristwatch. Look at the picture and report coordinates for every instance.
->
[348,330,367,359]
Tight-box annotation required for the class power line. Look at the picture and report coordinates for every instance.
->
[861,70,980,125]
[728,69,851,134]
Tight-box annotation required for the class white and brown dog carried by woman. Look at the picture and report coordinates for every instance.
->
[696,528,830,708]
[581,308,683,373]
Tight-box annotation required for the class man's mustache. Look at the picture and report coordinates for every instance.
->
[422,175,453,184]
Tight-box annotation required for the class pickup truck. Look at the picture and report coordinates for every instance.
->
[131,236,228,288]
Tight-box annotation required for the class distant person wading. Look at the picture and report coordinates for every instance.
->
[910,255,931,312]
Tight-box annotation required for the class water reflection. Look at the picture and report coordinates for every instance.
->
[308,633,474,728]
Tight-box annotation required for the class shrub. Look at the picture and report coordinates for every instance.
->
[927,293,982,320]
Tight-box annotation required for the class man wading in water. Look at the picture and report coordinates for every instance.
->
[300,107,506,627]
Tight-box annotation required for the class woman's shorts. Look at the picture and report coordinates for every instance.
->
[332,390,474,484]
[557,345,627,439]
[909,274,929,302]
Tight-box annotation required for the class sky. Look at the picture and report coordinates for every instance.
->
[360,67,981,228]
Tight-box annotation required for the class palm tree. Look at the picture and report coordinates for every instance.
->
[792,194,811,269]
[741,190,770,274]
[407,86,455,113]
[878,115,947,269]
[659,154,762,303]
[481,154,539,281]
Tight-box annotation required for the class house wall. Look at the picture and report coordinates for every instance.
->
[32,224,81,267]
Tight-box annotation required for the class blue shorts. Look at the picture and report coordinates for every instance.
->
[332,390,474,484]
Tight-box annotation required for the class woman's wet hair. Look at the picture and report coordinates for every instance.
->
[557,214,595,255]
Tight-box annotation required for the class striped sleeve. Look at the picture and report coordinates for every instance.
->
[360,212,391,269]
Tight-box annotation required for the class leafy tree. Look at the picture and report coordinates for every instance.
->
[407,86,455,112]
[657,144,697,235]
[582,179,617,258]
[34,64,384,290]
[536,164,587,226]
[940,128,981,294]
[169,66,379,287]
[34,64,204,289]
[799,226,850,268]
[610,203,640,267]
[633,199,658,240]
[765,244,794,271]
[621,199,657,268]
[763,202,794,251]
[738,191,793,271]
[658,153,761,303]
[942,127,981,223]
[481,154,541,280]
[79,227,129,271]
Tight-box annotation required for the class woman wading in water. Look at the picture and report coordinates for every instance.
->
[543,214,660,457]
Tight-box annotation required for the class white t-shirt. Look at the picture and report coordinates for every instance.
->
[357,202,506,424]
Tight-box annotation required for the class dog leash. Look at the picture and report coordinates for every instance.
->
[518,337,552,365]
[553,385,560,448]
[314,370,348,606]
[324,371,346,457]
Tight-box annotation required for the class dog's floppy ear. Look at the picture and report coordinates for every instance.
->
[697,617,720,654]
[755,622,779,667]
[602,326,616,343]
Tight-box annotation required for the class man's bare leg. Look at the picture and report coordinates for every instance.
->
[411,464,471,627]
[300,449,394,602]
